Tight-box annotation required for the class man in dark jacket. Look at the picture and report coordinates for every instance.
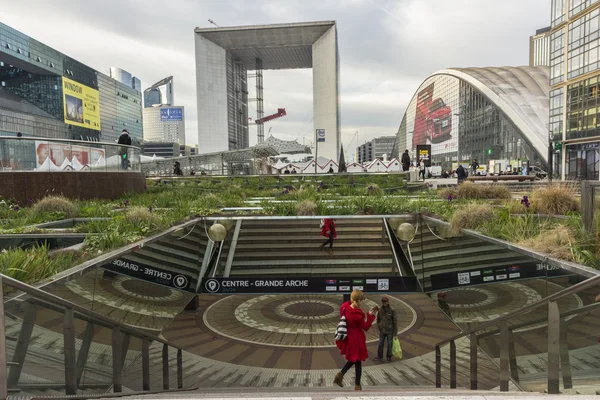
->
[117,129,132,170]
[456,164,468,184]
[401,150,410,172]
[374,296,397,361]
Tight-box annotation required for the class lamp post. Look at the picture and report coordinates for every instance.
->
[548,131,554,183]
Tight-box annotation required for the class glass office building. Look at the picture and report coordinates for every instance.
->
[144,76,174,108]
[551,0,600,179]
[396,66,549,173]
[0,22,142,145]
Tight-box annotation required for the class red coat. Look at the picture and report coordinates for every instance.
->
[321,218,337,238]
[336,301,375,362]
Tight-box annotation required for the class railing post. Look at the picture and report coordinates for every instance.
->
[63,308,77,395]
[177,348,183,389]
[224,220,243,278]
[435,345,441,388]
[499,321,509,392]
[548,301,561,394]
[142,338,150,391]
[470,333,478,390]
[76,322,94,386]
[508,329,519,384]
[162,344,169,390]
[112,327,122,393]
[7,302,36,388]
[0,276,8,400]
[450,340,457,389]
[559,317,573,389]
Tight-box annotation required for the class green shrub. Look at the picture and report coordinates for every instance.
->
[296,200,317,216]
[531,184,579,215]
[32,196,78,218]
[124,207,162,230]
[449,203,494,234]
[517,225,577,261]
[456,182,511,200]
[438,188,458,200]
[366,183,381,196]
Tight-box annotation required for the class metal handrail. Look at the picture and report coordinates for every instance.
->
[436,273,600,347]
[0,135,141,151]
[382,218,403,277]
[1,273,176,347]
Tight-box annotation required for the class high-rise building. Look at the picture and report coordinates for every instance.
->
[109,67,142,92]
[194,21,340,159]
[0,22,142,144]
[142,76,185,145]
[357,136,396,163]
[529,26,551,67]
[142,106,185,144]
[550,1,600,180]
[144,76,174,108]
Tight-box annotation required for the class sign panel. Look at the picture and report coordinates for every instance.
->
[62,77,101,130]
[101,258,194,292]
[430,262,572,290]
[200,277,419,294]
[416,144,432,167]
[35,141,105,171]
[316,129,325,143]
[160,107,183,121]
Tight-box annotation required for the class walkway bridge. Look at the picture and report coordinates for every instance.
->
[1,215,599,399]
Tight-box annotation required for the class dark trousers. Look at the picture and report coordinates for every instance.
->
[402,164,409,172]
[419,169,426,180]
[322,231,334,249]
[120,154,128,170]
[341,360,362,385]
[377,332,393,360]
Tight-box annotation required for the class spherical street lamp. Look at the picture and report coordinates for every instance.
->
[208,223,227,242]
[217,219,234,231]
[397,223,416,242]
[389,217,403,231]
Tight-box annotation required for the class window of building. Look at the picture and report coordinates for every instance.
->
[552,0,567,27]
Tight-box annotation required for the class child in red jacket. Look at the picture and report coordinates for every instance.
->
[334,290,378,390]
[319,218,337,255]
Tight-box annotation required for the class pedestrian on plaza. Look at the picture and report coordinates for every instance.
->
[437,292,451,317]
[456,164,468,184]
[374,296,397,362]
[334,290,378,391]
[117,129,131,170]
[470,159,479,176]
[419,159,426,181]
[319,218,337,255]
[401,150,411,172]
[16,131,22,137]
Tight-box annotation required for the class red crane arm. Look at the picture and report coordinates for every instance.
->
[256,108,287,124]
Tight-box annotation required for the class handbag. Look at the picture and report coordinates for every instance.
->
[334,313,347,341]
[392,337,403,359]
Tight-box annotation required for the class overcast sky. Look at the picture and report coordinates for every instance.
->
[2,0,549,158]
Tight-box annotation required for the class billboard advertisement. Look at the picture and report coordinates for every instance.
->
[316,128,325,143]
[417,145,432,167]
[35,141,105,171]
[62,77,101,130]
[160,107,183,121]
[403,75,459,163]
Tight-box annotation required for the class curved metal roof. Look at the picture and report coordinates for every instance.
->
[436,66,550,161]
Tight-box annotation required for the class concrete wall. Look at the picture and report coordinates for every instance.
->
[195,35,229,154]
[312,26,340,162]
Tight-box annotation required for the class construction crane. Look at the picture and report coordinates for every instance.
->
[208,19,220,27]
[255,108,287,124]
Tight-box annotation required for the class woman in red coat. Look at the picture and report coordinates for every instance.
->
[334,290,378,390]
[319,218,337,255]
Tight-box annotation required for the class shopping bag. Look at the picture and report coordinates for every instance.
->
[334,315,347,341]
[392,337,402,359]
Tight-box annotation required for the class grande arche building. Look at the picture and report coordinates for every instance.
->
[395,66,551,175]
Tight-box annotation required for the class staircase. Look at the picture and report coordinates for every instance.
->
[229,218,397,277]
[410,225,532,289]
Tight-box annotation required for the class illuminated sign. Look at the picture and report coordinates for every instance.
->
[160,107,183,121]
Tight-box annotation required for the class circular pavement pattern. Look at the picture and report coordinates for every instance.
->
[203,294,417,348]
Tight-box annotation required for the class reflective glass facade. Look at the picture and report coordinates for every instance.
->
[552,0,600,179]
[396,71,546,172]
[0,22,142,144]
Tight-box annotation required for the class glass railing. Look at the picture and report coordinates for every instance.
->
[0,272,194,399]
[0,136,141,172]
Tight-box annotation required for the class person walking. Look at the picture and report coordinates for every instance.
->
[319,218,337,255]
[117,129,131,170]
[470,159,479,176]
[419,159,426,181]
[401,150,411,172]
[334,290,378,391]
[374,296,397,362]
[456,164,468,184]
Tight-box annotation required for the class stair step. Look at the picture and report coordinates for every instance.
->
[121,253,198,277]
[135,249,200,270]
[6,361,19,367]
[232,258,393,267]
[412,253,531,270]
[234,250,392,259]
[411,245,518,260]
[230,267,394,276]
[146,243,201,262]
[235,242,390,250]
